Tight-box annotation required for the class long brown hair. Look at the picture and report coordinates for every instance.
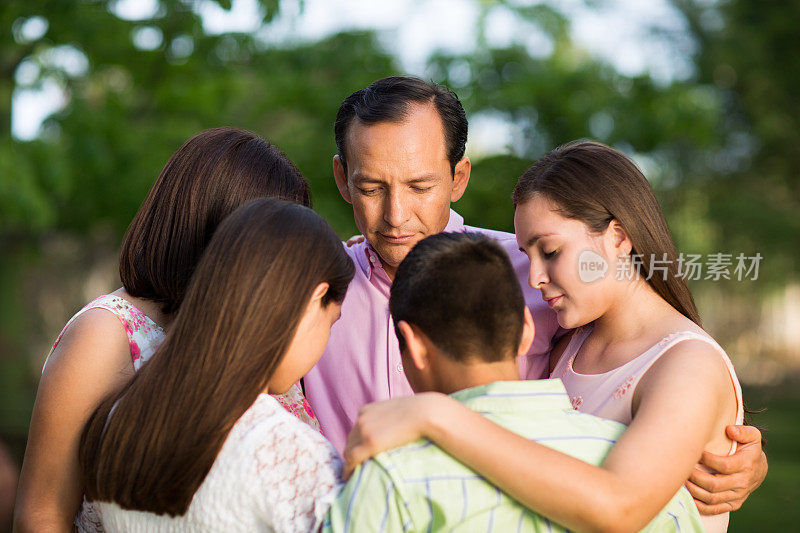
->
[119,127,311,314]
[80,198,354,516]
[512,140,701,325]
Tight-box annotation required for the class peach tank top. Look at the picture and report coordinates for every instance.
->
[551,325,744,533]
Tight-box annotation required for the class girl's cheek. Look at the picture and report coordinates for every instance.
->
[554,254,572,282]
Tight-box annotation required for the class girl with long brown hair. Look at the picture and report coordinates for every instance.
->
[15,128,314,533]
[80,198,354,531]
[344,141,752,532]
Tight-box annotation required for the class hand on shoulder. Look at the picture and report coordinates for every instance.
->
[343,392,452,479]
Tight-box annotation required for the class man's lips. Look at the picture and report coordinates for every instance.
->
[379,233,415,244]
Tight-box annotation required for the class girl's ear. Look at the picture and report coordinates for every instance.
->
[310,282,330,304]
[607,219,633,256]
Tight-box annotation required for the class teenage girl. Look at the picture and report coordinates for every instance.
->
[80,198,354,531]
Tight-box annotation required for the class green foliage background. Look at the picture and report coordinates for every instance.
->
[1,0,797,527]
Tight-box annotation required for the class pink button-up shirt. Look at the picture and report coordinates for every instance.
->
[304,210,560,453]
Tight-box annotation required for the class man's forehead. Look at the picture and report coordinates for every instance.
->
[346,104,447,154]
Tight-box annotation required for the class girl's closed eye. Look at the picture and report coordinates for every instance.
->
[543,249,559,259]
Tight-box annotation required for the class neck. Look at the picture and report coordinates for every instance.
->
[115,288,173,329]
[381,260,397,280]
[591,278,676,343]
[434,358,520,395]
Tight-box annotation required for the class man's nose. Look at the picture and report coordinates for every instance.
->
[384,190,411,228]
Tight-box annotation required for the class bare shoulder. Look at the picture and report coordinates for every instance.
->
[41,308,134,394]
[19,309,135,530]
[648,337,730,388]
[637,334,738,453]
[636,335,734,422]
[633,309,730,402]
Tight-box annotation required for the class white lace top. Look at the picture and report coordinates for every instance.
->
[94,394,343,532]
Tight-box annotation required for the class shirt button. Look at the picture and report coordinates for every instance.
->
[370,255,379,264]
[396,363,404,373]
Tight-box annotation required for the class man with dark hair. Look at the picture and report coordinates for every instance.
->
[303,77,560,453]
[322,233,703,532]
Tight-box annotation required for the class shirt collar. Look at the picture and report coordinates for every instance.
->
[357,209,466,281]
[450,379,572,414]
[442,209,465,233]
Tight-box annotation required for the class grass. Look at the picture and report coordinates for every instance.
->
[728,383,800,531]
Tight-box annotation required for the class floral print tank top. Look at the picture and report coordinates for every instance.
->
[551,325,744,533]
[46,294,320,532]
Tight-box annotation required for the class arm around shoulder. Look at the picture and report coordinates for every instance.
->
[413,340,734,532]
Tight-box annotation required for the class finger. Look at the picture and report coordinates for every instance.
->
[345,235,365,247]
[684,479,741,507]
[342,462,354,481]
[726,424,761,445]
[343,443,372,472]
[688,468,745,492]
[689,465,747,494]
[691,463,749,492]
[699,450,747,475]
[685,479,708,502]
[692,497,741,515]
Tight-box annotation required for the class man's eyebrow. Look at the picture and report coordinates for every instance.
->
[350,173,441,184]
[350,173,383,185]
[405,174,440,183]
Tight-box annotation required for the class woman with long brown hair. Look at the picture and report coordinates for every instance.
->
[15,128,315,533]
[81,198,354,531]
[344,141,752,532]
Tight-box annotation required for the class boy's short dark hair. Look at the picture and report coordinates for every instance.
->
[389,232,525,362]
[334,76,468,176]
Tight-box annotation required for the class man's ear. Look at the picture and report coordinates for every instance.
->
[517,306,535,358]
[333,155,352,204]
[397,321,430,371]
[606,219,632,256]
[450,156,471,203]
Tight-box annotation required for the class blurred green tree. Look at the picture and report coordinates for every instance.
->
[672,0,800,284]
[433,3,722,239]
[0,0,399,437]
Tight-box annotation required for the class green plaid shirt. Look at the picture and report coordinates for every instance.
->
[323,379,703,532]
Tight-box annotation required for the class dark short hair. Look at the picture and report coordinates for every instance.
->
[119,127,311,315]
[389,232,525,362]
[334,76,468,175]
